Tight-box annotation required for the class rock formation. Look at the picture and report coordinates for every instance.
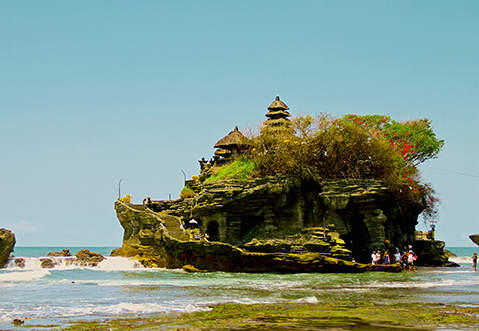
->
[414,238,459,267]
[0,228,16,268]
[115,199,400,273]
[74,248,104,267]
[470,234,479,247]
[113,96,452,272]
[47,249,72,257]
[113,173,430,272]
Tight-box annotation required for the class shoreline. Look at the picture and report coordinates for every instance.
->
[12,301,479,330]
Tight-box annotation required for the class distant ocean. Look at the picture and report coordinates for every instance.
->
[1,246,478,330]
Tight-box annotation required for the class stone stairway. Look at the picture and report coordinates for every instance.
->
[161,214,189,241]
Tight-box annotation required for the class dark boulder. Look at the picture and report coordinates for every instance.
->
[0,228,16,268]
[414,239,459,267]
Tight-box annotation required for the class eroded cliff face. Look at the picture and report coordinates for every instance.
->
[114,200,400,273]
[113,174,427,271]
[0,228,16,268]
[145,175,421,263]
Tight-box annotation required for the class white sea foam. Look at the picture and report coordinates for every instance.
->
[0,269,50,282]
[449,256,473,264]
[3,256,144,271]
[296,296,319,303]
[96,257,144,270]
[0,301,210,323]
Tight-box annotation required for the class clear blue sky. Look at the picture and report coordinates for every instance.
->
[1,1,477,247]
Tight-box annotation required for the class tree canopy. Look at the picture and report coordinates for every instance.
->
[208,113,444,218]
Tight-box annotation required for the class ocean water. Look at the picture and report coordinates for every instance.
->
[0,246,478,330]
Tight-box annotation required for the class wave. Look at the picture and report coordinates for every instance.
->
[0,301,211,323]
[4,256,144,271]
[449,256,473,264]
[0,269,50,282]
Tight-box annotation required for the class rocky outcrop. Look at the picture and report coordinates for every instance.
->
[146,175,421,262]
[243,226,352,260]
[47,249,72,257]
[414,239,459,267]
[0,228,16,268]
[74,249,104,267]
[40,258,55,268]
[115,174,453,272]
[470,234,479,246]
[115,199,401,273]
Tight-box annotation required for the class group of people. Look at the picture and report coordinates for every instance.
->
[371,246,417,270]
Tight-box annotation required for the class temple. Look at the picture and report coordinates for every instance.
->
[113,96,455,271]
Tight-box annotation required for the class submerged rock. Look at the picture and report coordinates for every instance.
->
[0,228,15,268]
[182,264,207,273]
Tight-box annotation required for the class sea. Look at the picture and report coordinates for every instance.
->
[0,246,478,330]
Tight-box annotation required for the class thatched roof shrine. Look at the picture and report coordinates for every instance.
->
[265,96,291,120]
[214,126,246,150]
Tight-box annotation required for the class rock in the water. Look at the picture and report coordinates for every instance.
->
[414,239,459,267]
[47,249,72,257]
[0,228,16,268]
[113,174,454,273]
[74,249,104,267]
[182,264,207,273]
[40,258,55,268]
[15,258,25,268]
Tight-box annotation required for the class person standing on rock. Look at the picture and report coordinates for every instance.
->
[472,253,477,271]
[384,251,390,265]
[376,251,382,264]
[394,249,402,265]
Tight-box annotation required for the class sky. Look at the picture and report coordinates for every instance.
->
[1,1,477,248]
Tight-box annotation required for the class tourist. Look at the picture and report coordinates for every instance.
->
[376,251,382,264]
[407,251,416,270]
[384,251,390,265]
[402,251,410,270]
[371,251,377,265]
[394,249,402,265]
[472,253,477,271]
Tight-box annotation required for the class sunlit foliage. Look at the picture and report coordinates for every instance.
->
[208,113,443,218]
